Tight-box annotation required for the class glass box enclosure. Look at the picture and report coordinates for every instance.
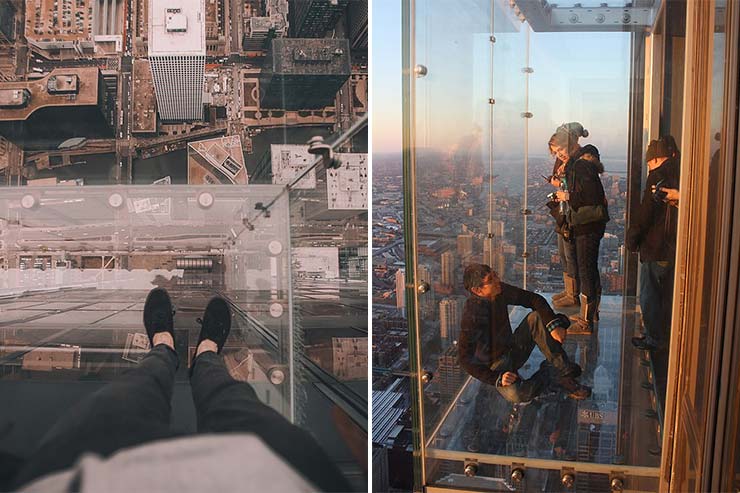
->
[0,2,368,488]
[0,155,368,488]
[401,0,739,492]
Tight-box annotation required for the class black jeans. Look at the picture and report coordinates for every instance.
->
[574,232,603,299]
[491,312,574,403]
[12,345,350,492]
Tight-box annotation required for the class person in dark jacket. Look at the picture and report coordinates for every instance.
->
[549,123,609,332]
[626,137,680,351]
[457,263,591,403]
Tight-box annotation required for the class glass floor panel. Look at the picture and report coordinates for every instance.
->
[426,295,663,469]
[0,286,292,456]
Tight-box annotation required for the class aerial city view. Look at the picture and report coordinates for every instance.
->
[0,0,368,490]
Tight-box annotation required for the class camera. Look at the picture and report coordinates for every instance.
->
[653,180,668,202]
[547,192,558,202]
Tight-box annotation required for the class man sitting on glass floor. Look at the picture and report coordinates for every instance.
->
[458,264,591,403]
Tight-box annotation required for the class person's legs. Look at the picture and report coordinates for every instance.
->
[636,261,674,349]
[553,235,568,301]
[496,313,587,403]
[12,345,180,488]
[638,261,663,345]
[13,287,180,488]
[557,233,567,271]
[554,236,580,307]
[660,261,675,344]
[513,311,577,376]
[572,232,602,330]
[190,297,350,492]
[575,232,602,299]
[563,237,579,284]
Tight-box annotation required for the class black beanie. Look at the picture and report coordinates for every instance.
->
[646,139,672,161]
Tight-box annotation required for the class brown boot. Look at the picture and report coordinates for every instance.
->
[553,274,579,308]
[569,294,597,334]
[594,287,602,321]
[552,273,570,302]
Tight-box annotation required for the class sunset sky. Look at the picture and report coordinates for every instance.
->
[372,0,632,166]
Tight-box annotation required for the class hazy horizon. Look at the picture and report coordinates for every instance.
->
[372,1,631,162]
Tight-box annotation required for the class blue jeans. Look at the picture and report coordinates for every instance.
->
[557,234,578,280]
[639,261,675,346]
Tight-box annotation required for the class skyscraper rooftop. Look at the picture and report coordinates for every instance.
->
[148,0,205,55]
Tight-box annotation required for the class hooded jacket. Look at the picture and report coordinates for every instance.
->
[563,144,609,236]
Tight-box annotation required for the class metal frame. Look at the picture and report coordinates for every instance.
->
[401,0,427,490]
[426,448,660,478]
[512,0,659,33]
[660,1,739,491]
[710,2,740,492]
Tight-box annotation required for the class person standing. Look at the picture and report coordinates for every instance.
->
[547,160,579,309]
[626,136,680,352]
[549,123,609,332]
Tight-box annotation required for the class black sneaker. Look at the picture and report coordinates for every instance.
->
[557,376,592,400]
[143,288,175,346]
[196,297,231,354]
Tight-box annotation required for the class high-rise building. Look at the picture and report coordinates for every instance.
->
[438,345,465,403]
[439,297,461,345]
[148,0,206,121]
[483,237,493,266]
[0,1,15,43]
[441,251,455,290]
[346,0,368,51]
[495,252,506,280]
[489,219,505,241]
[259,38,351,110]
[457,234,473,259]
[307,337,368,381]
[0,68,114,147]
[288,0,349,38]
[395,268,405,312]
[242,0,288,52]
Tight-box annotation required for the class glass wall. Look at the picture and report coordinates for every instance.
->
[0,1,368,488]
[401,0,736,491]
